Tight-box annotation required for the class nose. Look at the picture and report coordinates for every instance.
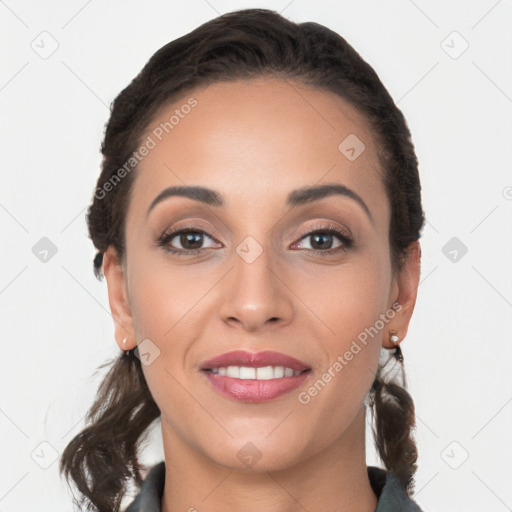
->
[219,244,294,333]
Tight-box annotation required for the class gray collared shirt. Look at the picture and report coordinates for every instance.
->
[125,461,424,511]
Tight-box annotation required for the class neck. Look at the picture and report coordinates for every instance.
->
[160,406,378,512]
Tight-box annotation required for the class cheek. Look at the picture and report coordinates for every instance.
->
[127,255,208,340]
[292,265,388,444]
[292,251,391,402]
[293,250,392,342]
[127,259,208,424]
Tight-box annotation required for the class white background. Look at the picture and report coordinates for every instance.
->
[1,1,511,511]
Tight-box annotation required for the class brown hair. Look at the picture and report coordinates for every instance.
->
[60,8,424,511]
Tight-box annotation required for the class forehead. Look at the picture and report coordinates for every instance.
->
[130,77,388,217]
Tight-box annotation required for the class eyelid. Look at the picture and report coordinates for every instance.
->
[157,218,220,240]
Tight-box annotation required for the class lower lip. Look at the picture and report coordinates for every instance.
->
[204,371,310,402]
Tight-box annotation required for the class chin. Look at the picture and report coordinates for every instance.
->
[202,432,313,473]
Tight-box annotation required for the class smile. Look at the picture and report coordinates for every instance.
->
[201,350,311,402]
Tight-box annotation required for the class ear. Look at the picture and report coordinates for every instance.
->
[383,241,421,348]
[102,245,137,351]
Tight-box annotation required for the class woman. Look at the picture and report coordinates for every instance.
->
[60,8,425,512]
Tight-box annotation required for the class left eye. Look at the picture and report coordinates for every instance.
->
[292,228,350,252]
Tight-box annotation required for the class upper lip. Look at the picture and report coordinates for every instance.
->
[201,350,310,371]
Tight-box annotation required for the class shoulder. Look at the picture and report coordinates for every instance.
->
[367,466,424,512]
[124,461,165,512]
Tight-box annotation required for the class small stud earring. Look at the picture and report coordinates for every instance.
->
[389,330,403,363]
[121,337,131,357]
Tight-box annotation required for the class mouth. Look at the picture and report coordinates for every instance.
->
[200,350,311,402]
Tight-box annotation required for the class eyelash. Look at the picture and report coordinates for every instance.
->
[156,223,354,257]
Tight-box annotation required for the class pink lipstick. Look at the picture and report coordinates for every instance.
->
[201,350,311,402]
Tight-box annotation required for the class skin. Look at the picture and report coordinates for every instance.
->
[102,77,420,512]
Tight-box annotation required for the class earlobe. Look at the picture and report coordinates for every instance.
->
[102,245,137,351]
[383,241,421,348]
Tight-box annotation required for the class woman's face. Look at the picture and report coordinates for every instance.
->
[104,77,419,471]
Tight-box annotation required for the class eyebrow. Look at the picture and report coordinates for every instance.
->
[146,183,372,221]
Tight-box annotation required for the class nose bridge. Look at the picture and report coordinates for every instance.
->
[219,233,294,331]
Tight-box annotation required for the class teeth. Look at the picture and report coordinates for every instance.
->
[274,366,284,378]
[239,366,256,379]
[227,366,240,378]
[211,365,302,380]
[256,366,274,380]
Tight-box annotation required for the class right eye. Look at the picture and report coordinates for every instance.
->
[156,228,221,256]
